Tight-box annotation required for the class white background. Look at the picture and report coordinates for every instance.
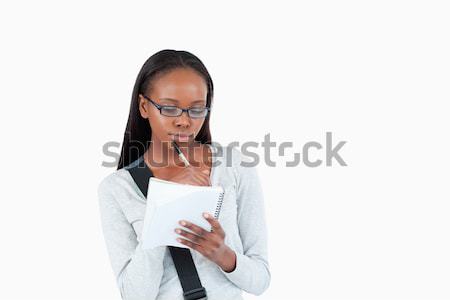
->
[0,1,449,299]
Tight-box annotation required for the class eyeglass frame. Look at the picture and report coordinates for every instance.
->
[141,94,210,119]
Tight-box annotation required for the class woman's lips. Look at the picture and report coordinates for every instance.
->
[171,134,193,142]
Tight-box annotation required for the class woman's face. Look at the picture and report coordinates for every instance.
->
[138,68,208,147]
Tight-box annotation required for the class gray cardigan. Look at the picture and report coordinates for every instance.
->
[98,144,270,300]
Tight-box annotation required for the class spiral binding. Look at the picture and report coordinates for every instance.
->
[214,192,225,219]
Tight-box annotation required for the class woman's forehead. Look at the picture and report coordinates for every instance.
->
[151,69,207,102]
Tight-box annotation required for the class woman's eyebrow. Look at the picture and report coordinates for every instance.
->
[160,97,206,104]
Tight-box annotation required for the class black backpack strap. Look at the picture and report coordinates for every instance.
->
[126,155,208,300]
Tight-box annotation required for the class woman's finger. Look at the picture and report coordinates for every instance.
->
[175,228,205,244]
[177,237,206,254]
[179,220,212,239]
[188,173,208,186]
[203,213,225,237]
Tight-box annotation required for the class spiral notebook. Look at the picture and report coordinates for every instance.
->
[141,177,225,250]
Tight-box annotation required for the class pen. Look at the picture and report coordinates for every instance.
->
[172,141,190,167]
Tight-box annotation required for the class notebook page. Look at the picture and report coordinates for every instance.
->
[141,178,224,249]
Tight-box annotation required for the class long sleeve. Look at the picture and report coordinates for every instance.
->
[219,148,271,295]
[98,176,166,300]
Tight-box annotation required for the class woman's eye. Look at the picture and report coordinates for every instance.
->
[189,108,208,117]
[162,106,178,112]
[161,106,180,115]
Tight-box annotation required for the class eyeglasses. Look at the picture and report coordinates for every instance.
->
[142,94,210,119]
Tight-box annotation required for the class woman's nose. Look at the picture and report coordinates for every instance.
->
[174,111,191,128]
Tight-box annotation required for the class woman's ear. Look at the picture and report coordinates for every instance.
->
[138,94,150,119]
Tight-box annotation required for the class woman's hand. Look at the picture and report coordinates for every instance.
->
[167,165,211,186]
[175,212,237,273]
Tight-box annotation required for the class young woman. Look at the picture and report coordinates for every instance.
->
[98,50,270,299]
